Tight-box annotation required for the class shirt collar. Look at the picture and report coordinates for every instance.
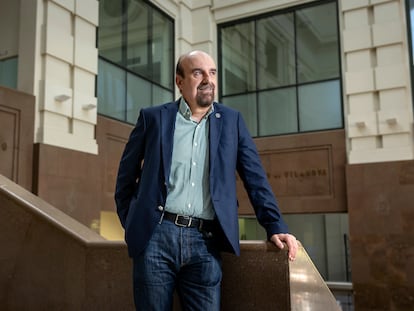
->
[179,97,214,121]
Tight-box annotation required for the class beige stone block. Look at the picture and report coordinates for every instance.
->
[382,133,413,148]
[341,0,370,11]
[347,113,378,137]
[376,44,404,66]
[75,0,99,25]
[177,4,193,42]
[74,17,98,74]
[192,8,214,43]
[348,147,414,164]
[345,69,375,94]
[50,0,75,11]
[348,92,378,114]
[42,110,71,132]
[73,91,98,124]
[44,2,74,63]
[42,127,98,154]
[350,136,379,151]
[73,67,95,94]
[44,56,72,86]
[375,64,407,90]
[372,21,402,46]
[373,0,400,23]
[343,8,371,29]
[39,79,73,117]
[72,119,95,138]
[371,0,395,4]
[379,88,409,111]
[346,49,375,71]
[377,110,411,134]
[342,27,372,52]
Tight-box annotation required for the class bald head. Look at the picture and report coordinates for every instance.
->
[176,50,215,78]
[175,50,217,110]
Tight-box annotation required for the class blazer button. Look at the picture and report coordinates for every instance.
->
[158,205,164,211]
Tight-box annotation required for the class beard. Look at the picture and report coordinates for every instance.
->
[196,83,215,107]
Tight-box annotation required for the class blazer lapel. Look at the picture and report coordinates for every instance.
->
[209,102,223,169]
[161,101,179,184]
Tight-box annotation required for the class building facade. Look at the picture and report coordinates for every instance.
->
[1,0,414,309]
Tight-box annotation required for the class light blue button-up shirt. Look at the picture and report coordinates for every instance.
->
[165,98,215,220]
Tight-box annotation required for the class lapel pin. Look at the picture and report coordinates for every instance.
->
[215,113,221,119]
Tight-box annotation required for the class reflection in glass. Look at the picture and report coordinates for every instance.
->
[257,13,295,89]
[126,0,149,77]
[97,59,126,120]
[220,21,256,95]
[98,0,123,65]
[258,87,298,135]
[126,1,174,89]
[298,80,342,132]
[126,73,151,124]
[152,84,174,106]
[296,2,339,83]
[97,0,174,123]
[0,57,18,89]
[222,94,258,136]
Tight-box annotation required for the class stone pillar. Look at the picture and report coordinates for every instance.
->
[18,0,99,154]
[342,0,414,164]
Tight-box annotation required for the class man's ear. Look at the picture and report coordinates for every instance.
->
[176,75,183,90]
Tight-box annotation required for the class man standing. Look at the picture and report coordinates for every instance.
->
[115,50,298,310]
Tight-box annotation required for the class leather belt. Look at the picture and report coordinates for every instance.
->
[163,211,215,231]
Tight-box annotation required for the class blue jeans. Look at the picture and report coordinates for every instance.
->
[132,219,222,311]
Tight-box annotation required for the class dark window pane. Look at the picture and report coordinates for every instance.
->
[258,87,298,135]
[220,21,256,95]
[126,72,151,123]
[126,0,150,78]
[97,59,126,120]
[296,2,339,83]
[0,57,18,89]
[298,80,342,131]
[152,84,174,106]
[257,13,295,89]
[98,0,123,65]
[152,8,174,89]
[222,94,258,136]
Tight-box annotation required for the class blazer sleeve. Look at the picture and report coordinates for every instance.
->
[114,109,147,228]
[235,112,289,238]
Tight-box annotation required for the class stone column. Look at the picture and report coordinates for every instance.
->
[342,0,414,163]
[18,0,99,154]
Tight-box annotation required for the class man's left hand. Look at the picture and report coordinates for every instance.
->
[270,233,298,261]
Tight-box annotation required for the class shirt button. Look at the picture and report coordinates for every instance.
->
[187,203,191,208]
[192,162,196,166]
[191,182,195,187]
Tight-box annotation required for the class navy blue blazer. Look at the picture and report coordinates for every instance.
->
[115,99,289,257]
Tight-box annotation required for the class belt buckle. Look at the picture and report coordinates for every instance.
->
[174,215,192,227]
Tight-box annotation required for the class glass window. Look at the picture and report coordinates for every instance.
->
[296,2,340,83]
[98,0,174,124]
[298,80,342,131]
[257,13,295,89]
[219,0,342,137]
[0,57,18,89]
[220,21,256,95]
[258,87,298,135]
[97,59,126,120]
[222,94,258,136]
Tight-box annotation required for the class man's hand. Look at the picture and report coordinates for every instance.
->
[270,233,298,261]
